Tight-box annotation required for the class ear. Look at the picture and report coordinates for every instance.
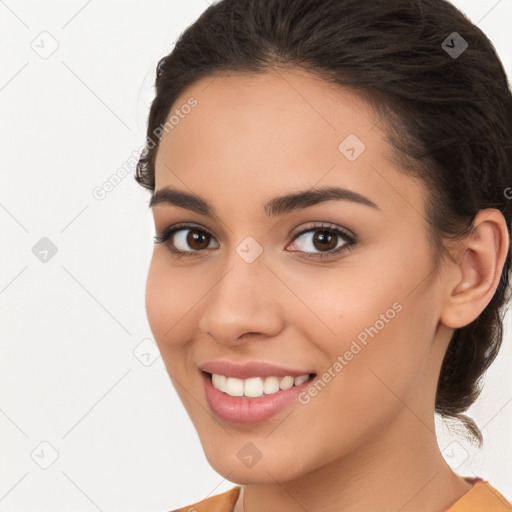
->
[440,208,510,329]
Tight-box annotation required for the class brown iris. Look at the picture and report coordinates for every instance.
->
[186,230,211,251]
[310,230,338,252]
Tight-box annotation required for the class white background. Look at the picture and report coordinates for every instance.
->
[0,1,511,510]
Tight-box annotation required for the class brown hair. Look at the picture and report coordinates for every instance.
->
[135,0,512,445]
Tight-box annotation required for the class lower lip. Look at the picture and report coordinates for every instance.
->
[201,371,316,424]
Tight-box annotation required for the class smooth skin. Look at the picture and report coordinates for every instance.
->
[145,67,509,512]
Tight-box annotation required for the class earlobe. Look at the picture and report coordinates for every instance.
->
[440,209,509,329]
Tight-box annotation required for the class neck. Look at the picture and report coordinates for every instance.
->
[235,410,473,512]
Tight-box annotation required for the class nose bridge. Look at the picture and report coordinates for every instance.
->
[207,240,268,314]
[197,240,282,342]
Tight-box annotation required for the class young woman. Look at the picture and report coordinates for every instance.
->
[135,0,512,510]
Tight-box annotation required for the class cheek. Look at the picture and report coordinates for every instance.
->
[145,256,169,339]
[294,245,435,411]
[145,255,203,407]
[145,253,197,355]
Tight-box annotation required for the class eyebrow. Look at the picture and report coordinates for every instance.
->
[149,185,379,217]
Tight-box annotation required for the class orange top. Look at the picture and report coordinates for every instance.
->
[170,477,512,512]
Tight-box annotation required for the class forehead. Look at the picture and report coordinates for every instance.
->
[153,68,425,219]
[155,68,379,168]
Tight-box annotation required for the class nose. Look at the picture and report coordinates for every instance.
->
[197,253,283,345]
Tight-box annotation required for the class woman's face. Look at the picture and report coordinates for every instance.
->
[146,68,452,483]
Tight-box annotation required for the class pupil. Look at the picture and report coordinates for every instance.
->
[188,231,208,250]
[315,231,336,251]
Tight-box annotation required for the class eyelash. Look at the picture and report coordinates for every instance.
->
[153,222,357,260]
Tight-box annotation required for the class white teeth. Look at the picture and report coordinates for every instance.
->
[244,377,264,397]
[263,376,280,394]
[279,376,294,390]
[294,374,310,386]
[211,373,312,398]
[212,373,227,391]
[225,377,244,396]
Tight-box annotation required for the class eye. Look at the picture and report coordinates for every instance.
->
[154,221,357,260]
[153,223,218,258]
[287,222,356,260]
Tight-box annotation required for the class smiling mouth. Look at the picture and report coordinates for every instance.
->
[202,370,316,398]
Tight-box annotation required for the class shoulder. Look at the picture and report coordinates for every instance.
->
[446,479,512,511]
[169,486,241,512]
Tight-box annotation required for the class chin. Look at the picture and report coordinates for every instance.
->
[202,444,309,485]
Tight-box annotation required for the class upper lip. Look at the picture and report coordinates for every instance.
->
[198,360,315,379]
